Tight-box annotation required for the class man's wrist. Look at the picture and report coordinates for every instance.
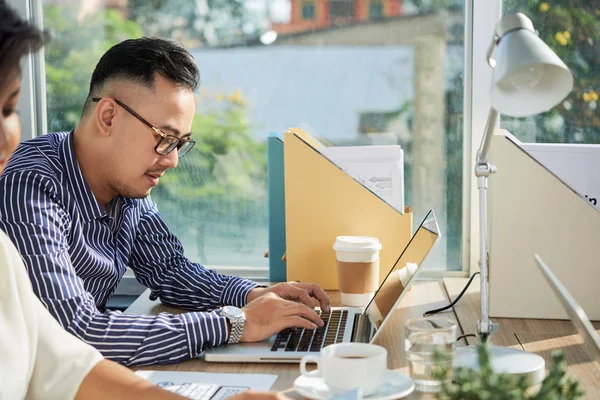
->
[246,286,267,303]
[246,288,259,303]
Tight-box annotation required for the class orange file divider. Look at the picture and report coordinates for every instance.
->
[284,128,412,290]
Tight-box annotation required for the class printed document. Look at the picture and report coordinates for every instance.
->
[136,371,277,400]
[320,145,404,213]
[522,142,600,212]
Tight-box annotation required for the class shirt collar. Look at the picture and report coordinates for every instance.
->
[58,131,107,221]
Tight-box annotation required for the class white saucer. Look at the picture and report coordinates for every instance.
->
[293,369,415,400]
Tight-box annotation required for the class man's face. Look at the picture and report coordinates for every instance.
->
[105,74,196,199]
[0,69,22,174]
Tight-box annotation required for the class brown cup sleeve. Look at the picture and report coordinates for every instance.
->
[336,259,379,294]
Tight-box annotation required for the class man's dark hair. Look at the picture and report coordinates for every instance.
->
[0,0,46,89]
[85,37,199,112]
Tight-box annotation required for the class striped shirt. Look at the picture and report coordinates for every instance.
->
[0,131,259,366]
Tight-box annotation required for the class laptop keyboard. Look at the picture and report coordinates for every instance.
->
[270,309,348,352]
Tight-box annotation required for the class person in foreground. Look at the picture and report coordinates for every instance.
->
[0,17,330,367]
[0,2,289,399]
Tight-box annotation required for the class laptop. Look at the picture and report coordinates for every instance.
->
[204,209,440,362]
[534,254,600,362]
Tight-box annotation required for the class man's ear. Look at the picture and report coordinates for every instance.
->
[94,98,117,136]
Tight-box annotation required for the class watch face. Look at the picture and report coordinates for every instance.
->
[222,306,243,318]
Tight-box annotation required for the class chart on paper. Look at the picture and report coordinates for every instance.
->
[320,145,404,213]
[136,371,277,400]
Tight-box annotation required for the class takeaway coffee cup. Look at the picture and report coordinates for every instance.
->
[299,343,387,395]
[333,236,381,307]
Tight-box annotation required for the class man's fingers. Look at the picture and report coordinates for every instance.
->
[286,303,324,327]
[276,297,322,326]
[297,283,330,312]
[283,316,319,331]
[291,287,315,309]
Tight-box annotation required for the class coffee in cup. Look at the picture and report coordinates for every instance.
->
[299,343,387,395]
[333,236,381,307]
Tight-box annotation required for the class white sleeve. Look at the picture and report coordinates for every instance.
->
[0,231,103,400]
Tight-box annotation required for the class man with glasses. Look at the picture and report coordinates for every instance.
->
[0,37,329,367]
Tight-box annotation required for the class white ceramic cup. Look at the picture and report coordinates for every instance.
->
[333,236,382,307]
[299,343,387,395]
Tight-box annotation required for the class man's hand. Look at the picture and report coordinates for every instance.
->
[246,282,331,312]
[241,293,324,342]
[230,390,291,400]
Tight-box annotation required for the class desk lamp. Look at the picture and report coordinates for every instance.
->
[453,13,574,384]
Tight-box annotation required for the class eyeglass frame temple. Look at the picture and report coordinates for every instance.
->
[91,97,166,137]
[91,97,195,156]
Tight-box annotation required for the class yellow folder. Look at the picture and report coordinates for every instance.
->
[284,128,413,290]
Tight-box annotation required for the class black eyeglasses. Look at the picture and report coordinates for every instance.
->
[92,98,196,158]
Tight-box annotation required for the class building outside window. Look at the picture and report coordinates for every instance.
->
[329,0,355,21]
[369,0,384,19]
[301,0,316,20]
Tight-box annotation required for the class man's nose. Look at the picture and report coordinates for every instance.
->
[159,148,179,169]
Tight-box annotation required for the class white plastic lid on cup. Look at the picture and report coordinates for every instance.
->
[333,236,382,263]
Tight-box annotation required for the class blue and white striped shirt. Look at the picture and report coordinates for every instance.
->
[0,131,259,366]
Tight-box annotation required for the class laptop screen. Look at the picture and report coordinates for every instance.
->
[535,254,600,363]
[364,210,440,328]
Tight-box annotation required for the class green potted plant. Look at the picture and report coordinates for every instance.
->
[434,344,584,399]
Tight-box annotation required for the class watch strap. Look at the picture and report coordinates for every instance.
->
[228,317,244,344]
[218,306,245,344]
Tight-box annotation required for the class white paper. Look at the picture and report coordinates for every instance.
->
[522,143,600,212]
[320,145,404,213]
[136,370,277,398]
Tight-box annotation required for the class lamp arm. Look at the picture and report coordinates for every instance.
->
[474,107,500,342]
[476,107,499,166]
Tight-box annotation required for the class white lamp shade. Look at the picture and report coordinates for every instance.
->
[491,28,574,117]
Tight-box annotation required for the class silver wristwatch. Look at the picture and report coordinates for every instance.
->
[218,306,246,344]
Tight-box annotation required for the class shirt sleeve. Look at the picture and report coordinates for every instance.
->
[0,230,103,400]
[0,171,232,366]
[129,198,260,310]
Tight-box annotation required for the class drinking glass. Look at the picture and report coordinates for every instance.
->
[404,317,457,392]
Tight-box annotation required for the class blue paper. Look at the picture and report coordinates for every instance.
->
[267,134,286,282]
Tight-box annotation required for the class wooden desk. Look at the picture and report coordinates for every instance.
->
[126,280,455,399]
[445,277,600,399]
[125,278,600,399]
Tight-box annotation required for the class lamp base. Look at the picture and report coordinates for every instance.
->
[454,345,546,385]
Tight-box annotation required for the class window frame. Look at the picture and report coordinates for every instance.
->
[9,0,47,142]
[11,0,506,280]
[467,0,501,275]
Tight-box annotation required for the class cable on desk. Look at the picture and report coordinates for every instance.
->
[423,272,480,317]
[457,333,477,342]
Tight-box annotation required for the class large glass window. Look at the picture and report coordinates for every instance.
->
[41,0,465,273]
[502,0,599,144]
